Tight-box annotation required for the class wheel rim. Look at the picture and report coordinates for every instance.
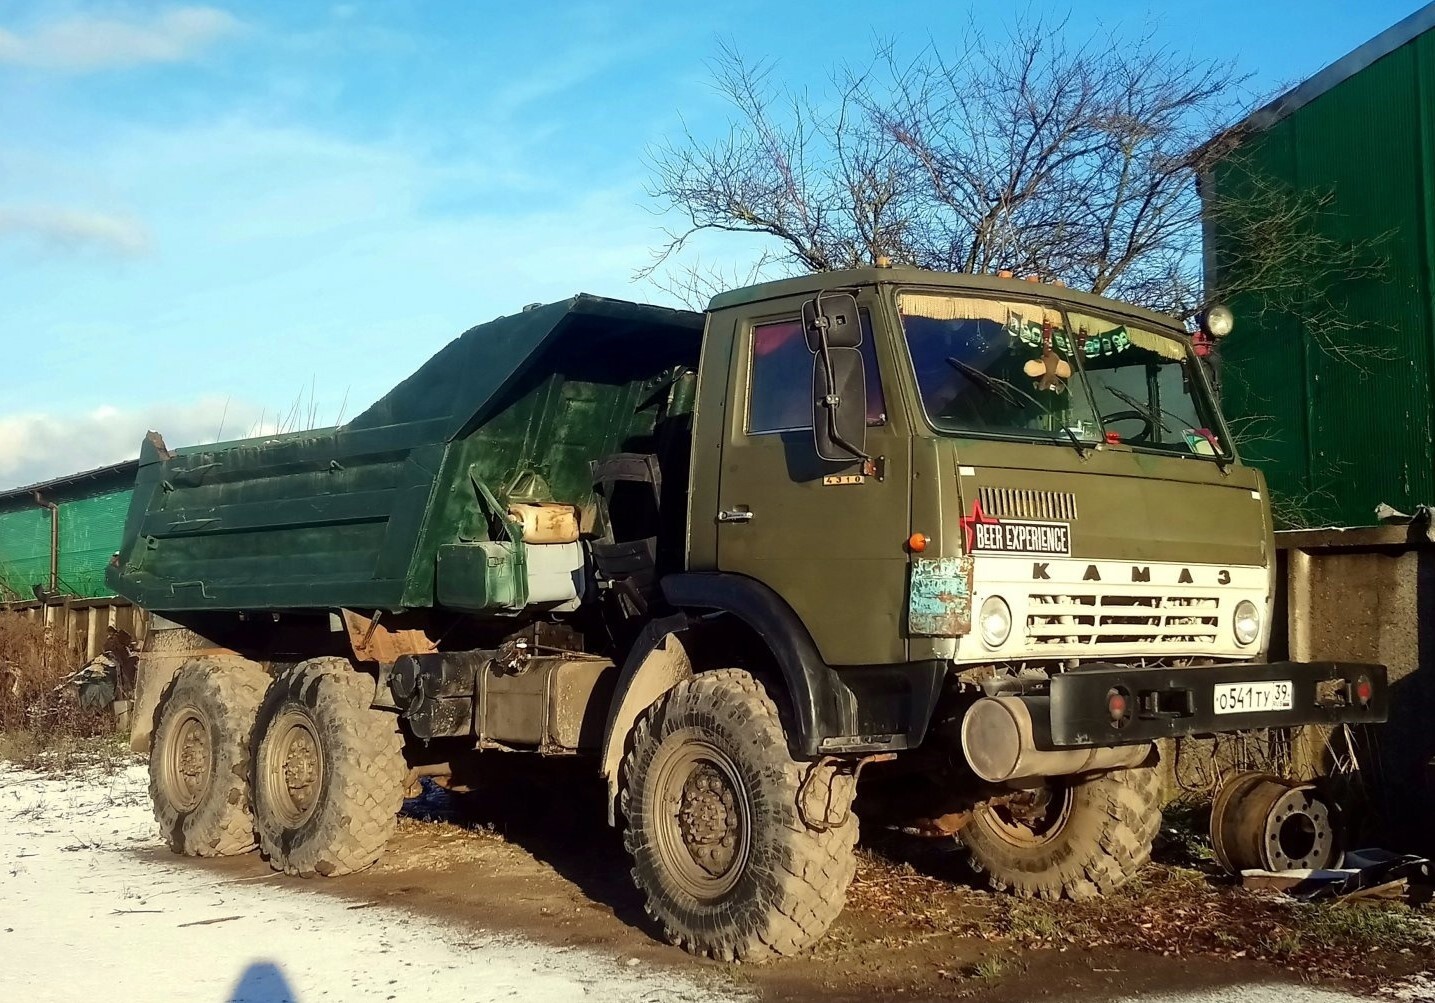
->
[163,709,213,811]
[653,741,751,901]
[263,709,325,828]
[982,783,1074,848]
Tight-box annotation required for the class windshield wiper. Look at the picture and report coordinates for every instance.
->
[1058,423,1089,459]
[946,356,1088,458]
[945,356,1044,411]
[1104,385,1176,432]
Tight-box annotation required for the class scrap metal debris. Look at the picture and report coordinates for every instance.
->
[1375,501,1435,542]
[1240,848,1434,902]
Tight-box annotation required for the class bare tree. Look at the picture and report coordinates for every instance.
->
[645,16,1393,532]
[864,21,1239,315]
[646,15,1389,331]
[641,39,925,307]
[1198,143,1392,363]
[644,17,1250,315]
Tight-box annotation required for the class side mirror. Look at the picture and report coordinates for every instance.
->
[812,347,867,462]
[802,292,863,350]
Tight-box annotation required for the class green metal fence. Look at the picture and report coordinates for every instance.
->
[1207,12,1435,528]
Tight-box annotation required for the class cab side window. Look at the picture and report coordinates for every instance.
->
[746,314,886,435]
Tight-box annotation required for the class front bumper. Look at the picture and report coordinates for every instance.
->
[1047,661,1388,747]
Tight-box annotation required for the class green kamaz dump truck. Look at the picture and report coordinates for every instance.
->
[111,267,1387,959]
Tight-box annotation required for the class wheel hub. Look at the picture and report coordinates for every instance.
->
[1005,787,1052,827]
[284,731,320,798]
[652,741,752,901]
[168,712,213,811]
[984,782,1073,847]
[677,763,741,876]
[265,712,325,827]
[1210,772,1339,872]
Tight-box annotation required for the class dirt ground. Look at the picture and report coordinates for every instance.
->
[152,757,1432,1003]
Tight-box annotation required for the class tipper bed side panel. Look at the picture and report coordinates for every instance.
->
[108,423,448,611]
[106,295,704,614]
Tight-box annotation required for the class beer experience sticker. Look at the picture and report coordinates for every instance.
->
[960,501,1071,556]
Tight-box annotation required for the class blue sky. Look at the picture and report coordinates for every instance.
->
[0,0,1426,487]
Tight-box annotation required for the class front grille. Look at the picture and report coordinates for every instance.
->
[1026,593,1220,650]
[978,487,1078,522]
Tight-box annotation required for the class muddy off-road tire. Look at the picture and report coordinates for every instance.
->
[251,658,404,877]
[621,669,857,961]
[149,658,269,856]
[960,763,1162,900]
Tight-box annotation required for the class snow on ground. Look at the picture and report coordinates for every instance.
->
[0,761,1422,1003]
[0,762,745,1003]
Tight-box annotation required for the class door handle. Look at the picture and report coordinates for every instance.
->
[717,508,754,523]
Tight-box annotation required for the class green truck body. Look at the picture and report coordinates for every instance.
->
[112,267,1388,960]
[113,295,701,613]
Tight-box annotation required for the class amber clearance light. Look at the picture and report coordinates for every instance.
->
[907,532,929,553]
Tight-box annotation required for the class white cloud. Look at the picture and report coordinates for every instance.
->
[0,6,241,72]
[0,397,283,490]
[0,205,151,256]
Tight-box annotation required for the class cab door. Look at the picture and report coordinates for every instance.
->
[712,293,910,666]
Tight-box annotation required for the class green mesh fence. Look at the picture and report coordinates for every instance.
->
[0,487,132,599]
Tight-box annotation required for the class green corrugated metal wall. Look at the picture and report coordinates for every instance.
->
[1210,28,1435,527]
[0,483,133,600]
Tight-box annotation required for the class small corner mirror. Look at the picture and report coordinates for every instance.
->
[802,292,862,351]
[812,348,867,462]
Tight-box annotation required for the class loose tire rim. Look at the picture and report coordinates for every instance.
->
[164,709,213,812]
[983,783,1074,848]
[653,741,751,901]
[264,710,325,828]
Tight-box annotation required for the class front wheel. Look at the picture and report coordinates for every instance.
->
[959,763,1162,899]
[621,669,857,961]
[251,659,405,877]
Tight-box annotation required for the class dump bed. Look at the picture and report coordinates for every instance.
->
[107,295,704,614]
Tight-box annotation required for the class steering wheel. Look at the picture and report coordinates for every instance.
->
[1099,409,1154,443]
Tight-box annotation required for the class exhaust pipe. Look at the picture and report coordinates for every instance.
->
[961,695,1151,784]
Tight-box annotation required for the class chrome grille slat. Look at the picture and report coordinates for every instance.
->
[979,486,1077,521]
[1026,591,1223,648]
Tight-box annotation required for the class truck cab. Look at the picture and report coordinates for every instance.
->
[697,266,1268,668]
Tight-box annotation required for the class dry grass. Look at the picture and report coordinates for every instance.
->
[0,730,132,774]
[0,611,115,767]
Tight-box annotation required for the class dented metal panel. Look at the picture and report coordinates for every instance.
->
[340,609,436,664]
[908,555,974,636]
[480,657,618,750]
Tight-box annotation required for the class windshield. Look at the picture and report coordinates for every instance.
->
[897,291,1228,458]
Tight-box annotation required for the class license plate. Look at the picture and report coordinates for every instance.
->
[1213,680,1293,715]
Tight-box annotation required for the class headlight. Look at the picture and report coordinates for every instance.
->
[1204,304,1235,338]
[1233,599,1261,646]
[979,596,1012,648]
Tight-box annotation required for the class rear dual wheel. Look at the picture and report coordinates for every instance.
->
[148,656,405,876]
[149,658,270,856]
[251,658,405,877]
